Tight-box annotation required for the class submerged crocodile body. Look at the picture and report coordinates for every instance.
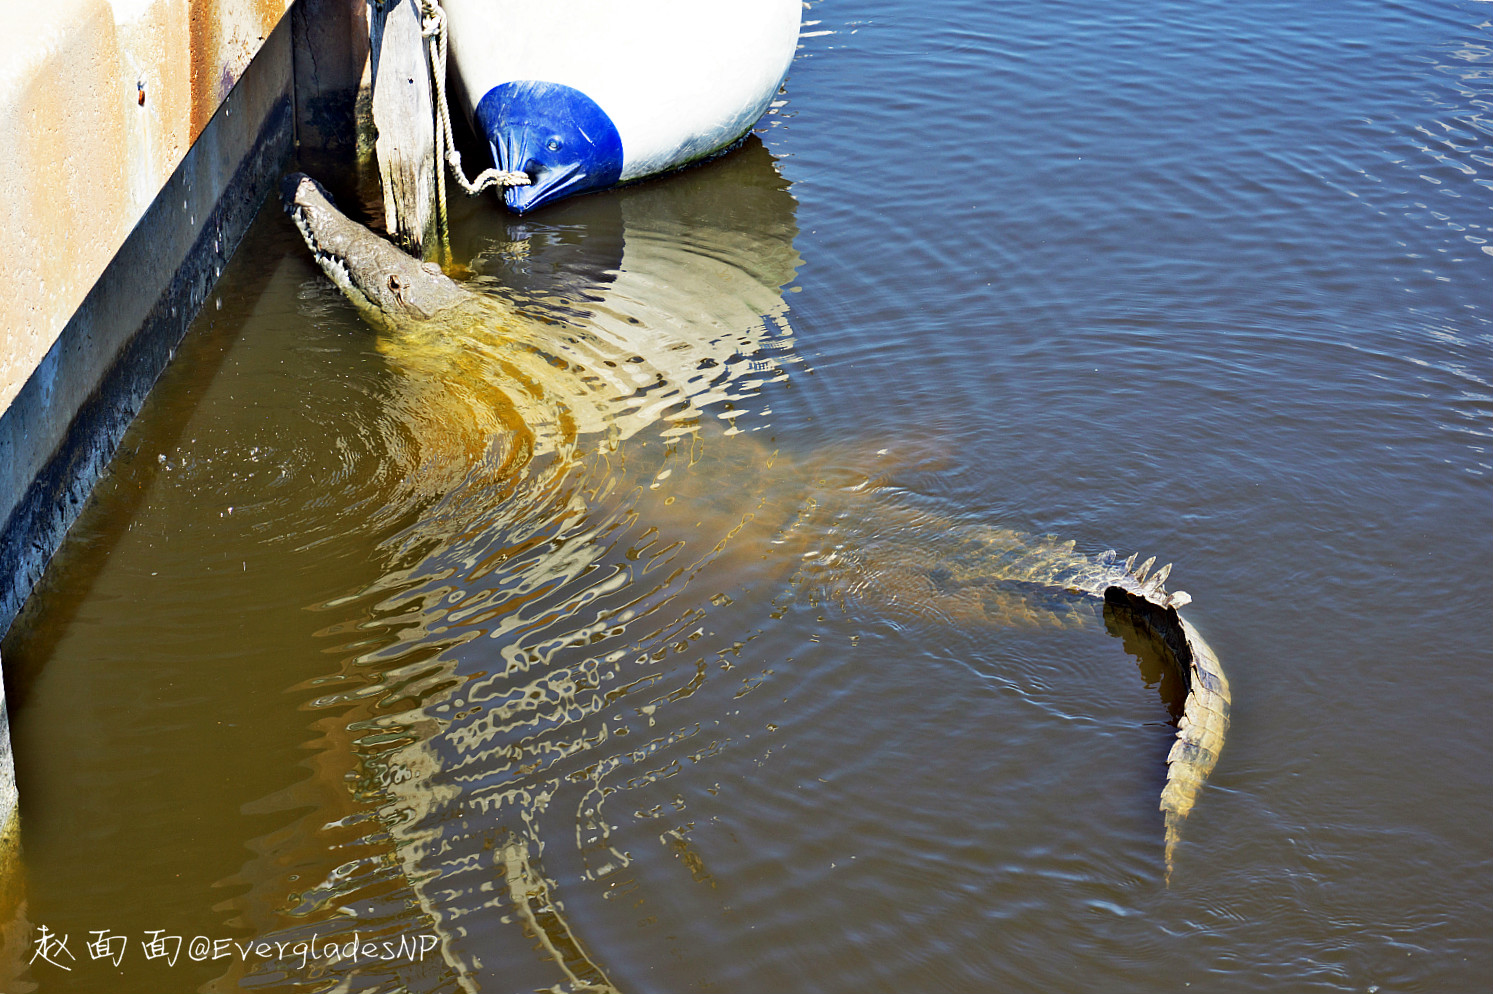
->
[282,168,1230,906]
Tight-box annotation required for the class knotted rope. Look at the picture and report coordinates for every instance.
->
[419,0,531,200]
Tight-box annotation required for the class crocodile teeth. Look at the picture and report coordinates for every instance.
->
[1169,590,1192,608]
[1152,562,1172,588]
[1124,553,1137,572]
[1098,549,1118,565]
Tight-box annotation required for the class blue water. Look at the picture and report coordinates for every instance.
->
[4,1,1490,991]
[768,4,1493,988]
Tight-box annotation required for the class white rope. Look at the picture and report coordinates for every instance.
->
[420,0,531,195]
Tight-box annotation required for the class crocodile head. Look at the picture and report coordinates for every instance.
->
[281,172,470,327]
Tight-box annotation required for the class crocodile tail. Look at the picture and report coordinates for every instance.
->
[1160,617,1229,883]
[1102,572,1230,884]
[965,537,1231,882]
[801,518,1231,882]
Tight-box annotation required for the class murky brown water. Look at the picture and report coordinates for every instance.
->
[5,1,1493,991]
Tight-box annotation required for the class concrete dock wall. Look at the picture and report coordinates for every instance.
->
[0,0,375,870]
[0,0,296,421]
[0,0,299,620]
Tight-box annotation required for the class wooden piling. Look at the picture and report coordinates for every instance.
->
[367,0,438,257]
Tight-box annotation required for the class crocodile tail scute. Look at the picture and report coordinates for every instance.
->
[1089,548,1193,612]
[1161,616,1230,883]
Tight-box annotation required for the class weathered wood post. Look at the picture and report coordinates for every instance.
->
[367,0,438,256]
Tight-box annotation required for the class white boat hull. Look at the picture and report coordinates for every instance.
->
[444,0,801,211]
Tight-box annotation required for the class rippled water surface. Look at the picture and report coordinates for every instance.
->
[5,1,1491,991]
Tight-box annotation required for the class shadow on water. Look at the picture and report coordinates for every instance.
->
[1,213,287,715]
[1104,597,1189,724]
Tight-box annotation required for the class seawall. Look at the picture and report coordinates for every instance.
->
[0,0,373,876]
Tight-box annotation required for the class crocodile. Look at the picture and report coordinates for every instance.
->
[282,169,1230,893]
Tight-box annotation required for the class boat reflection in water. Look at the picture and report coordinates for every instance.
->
[234,140,1199,993]
[234,139,810,994]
